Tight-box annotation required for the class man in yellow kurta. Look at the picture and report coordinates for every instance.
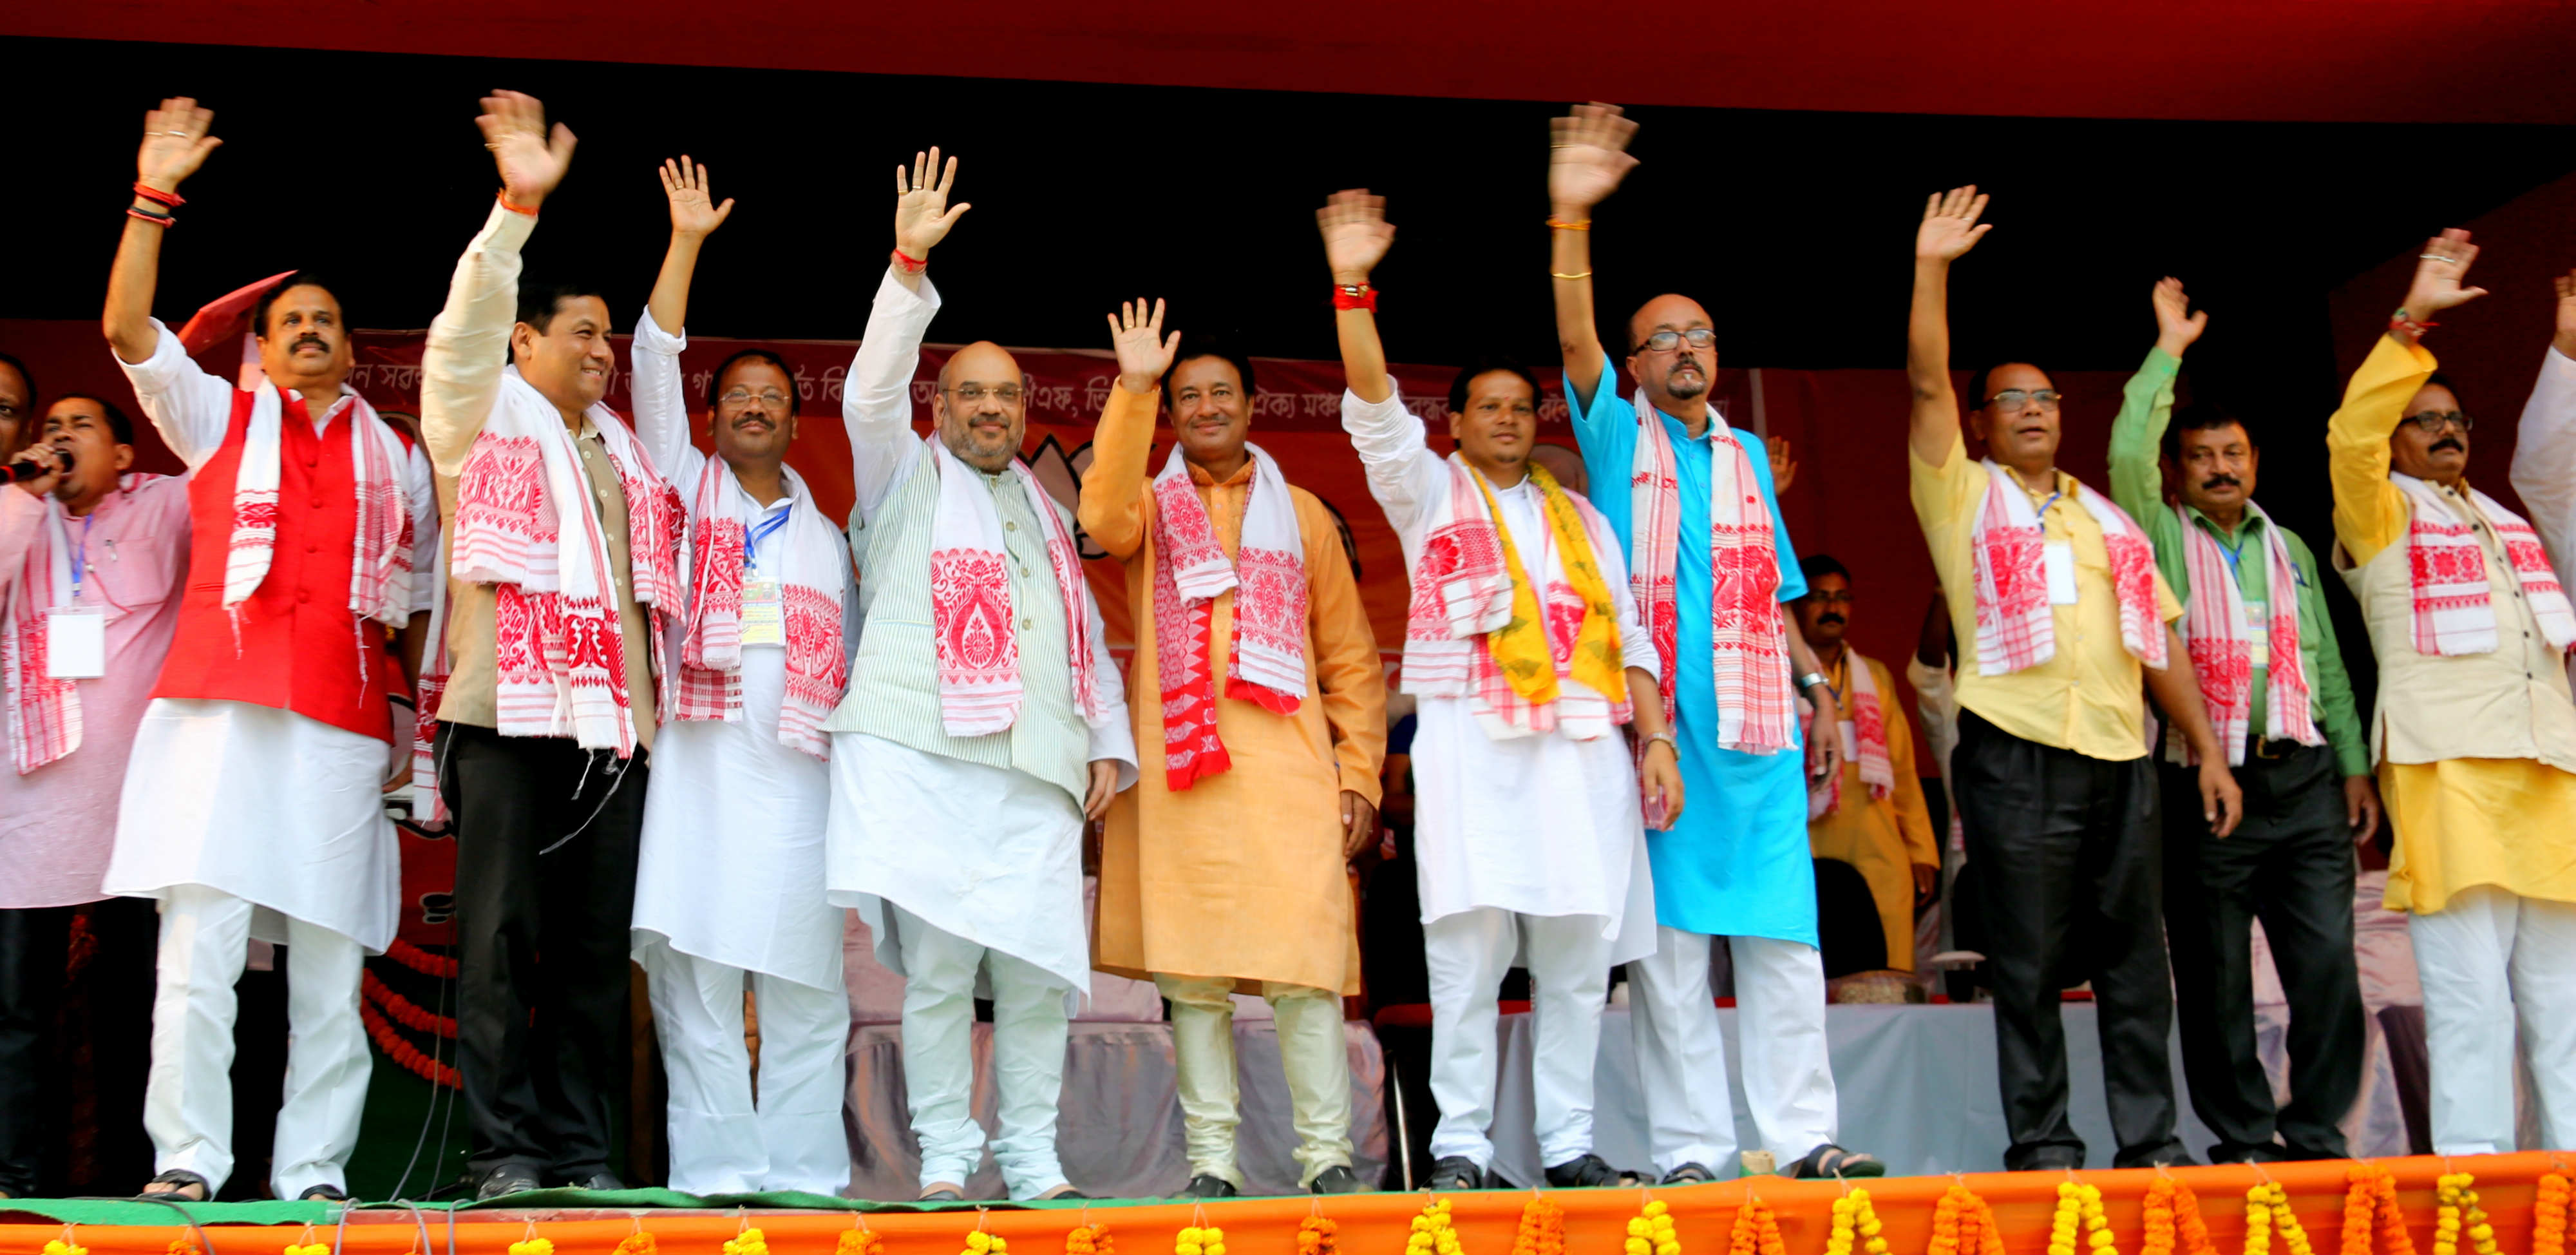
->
[1790,555,1938,974]
[2325,231,2576,1156]
[1079,301,1388,1196]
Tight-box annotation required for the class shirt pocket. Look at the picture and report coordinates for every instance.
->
[91,534,181,619]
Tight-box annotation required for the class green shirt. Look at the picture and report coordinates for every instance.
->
[2107,347,2371,778]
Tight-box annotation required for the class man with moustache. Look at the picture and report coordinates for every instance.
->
[1324,188,1676,1191]
[0,397,188,1200]
[625,158,861,1196]
[820,149,1134,1202]
[1907,185,2239,1171]
[1080,308,1386,1197]
[2330,236,2576,1155]
[0,355,32,457]
[1790,556,1939,977]
[1544,104,1867,1183]
[99,97,438,1202]
[2105,279,2374,1164]
[422,91,685,1198]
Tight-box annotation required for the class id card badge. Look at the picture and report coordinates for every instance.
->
[740,579,786,647]
[2044,542,2079,605]
[2242,599,2269,659]
[1838,720,1861,761]
[45,606,106,678]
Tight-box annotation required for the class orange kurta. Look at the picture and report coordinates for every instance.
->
[1081,383,1386,995]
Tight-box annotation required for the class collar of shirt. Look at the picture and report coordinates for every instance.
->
[1654,407,1725,447]
[1186,456,1258,488]
[2184,501,2262,547]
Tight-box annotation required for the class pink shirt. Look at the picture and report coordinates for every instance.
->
[0,475,191,908]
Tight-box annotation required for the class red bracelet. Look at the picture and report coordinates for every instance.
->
[126,206,175,229]
[2390,309,2439,338]
[131,182,185,208]
[1332,283,1377,312]
[497,191,538,217]
[891,247,927,274]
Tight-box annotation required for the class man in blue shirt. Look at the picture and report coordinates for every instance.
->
[1544,102,1876,1182]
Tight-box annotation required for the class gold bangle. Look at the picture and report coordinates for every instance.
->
[1546,217,1591,231]
[1550,271,1593,280]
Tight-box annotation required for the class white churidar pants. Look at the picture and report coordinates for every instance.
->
[641,939,853,1196]
[142,885,368,1198]
[1155,973,1352,1188]
[2406,884,2576,1153]
[1425,907,1615,1170]
[888,903,1074,1198]
[1627,927,1839,1174]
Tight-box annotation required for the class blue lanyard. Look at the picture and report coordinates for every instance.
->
[68,512,95,602]
[742,504,793,573]
[2035,488,2064,521]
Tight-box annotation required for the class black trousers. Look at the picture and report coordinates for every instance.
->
[1953,709,2184,1169]
[437,720,648,1180]
[0,905,72,1196]
[2160,742,2364,1161]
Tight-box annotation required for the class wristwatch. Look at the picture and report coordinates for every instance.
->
[1639,731,1678,754]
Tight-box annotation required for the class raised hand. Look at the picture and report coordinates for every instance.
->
[2152,276,2208,358]
[137,97,222,195]
[1106,298,1180,396]
[1316,189,1396,285]
[894,148,970,259]
[2552,269,2576,359]
[1766,435,1797,495]
[476,90,576,210]
[2401,228,2487,318]
[1917,186,1991,263]
[659,157,734,238]
[1548,102,1640,217]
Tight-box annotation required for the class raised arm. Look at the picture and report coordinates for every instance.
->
[1321,189,1396,404]
[842,149,964,524]
[2328,231,2483,564]
[422,91,576,477]
[2107,278,2204,545]
[1908,187,1992,467]
[1546,102,1640,410]
[1075,298,1179,560]
[2509,270,2576,573]
[633,156,733,476]
[105,97,222,367]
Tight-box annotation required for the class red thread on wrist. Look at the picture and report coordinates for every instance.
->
[131,182,185,208]
[2391,315,2438,338]
[1332,284,1377,312]
[126,206,175,228]
[497,191,538,217]
[891,247,927,274]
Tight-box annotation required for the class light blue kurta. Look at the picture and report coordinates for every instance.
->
[1568,378,1817,946]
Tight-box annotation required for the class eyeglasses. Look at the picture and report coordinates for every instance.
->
[2403,409,2474,434]
[947,384,1025,405]
[1985,389,2062,412]
[1637,328,1717,353]
[719,387,793,410]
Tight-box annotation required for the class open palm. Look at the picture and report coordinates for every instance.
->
[477,90,576,207]
[1317,189,1396,282]
[1548,102,1639,213]
[1917,186,1991,262]
[660,156,734,237]
[137,97,222,192]
[1106,298,1180,391]
[2405,229,2488,315]
[895,147,970,257]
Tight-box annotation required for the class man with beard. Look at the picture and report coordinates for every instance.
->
[1907,185,2239,1171]
[1545,103,1869,1183]
[2331,235,2576,1155]
[1081,307,1386,1197]
[820,149,1133,1202]
[2105,278,2374,1164]
[1790,556,1939,977]
[1325,188,1676,1191]
[0,397,188,1199]
[422,91,685,1198]
[625,158,861,1196]
[99,97,439,1202]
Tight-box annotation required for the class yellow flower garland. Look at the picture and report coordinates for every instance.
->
[2436,1174,2500,1255]
[2246,1185,2277,1255]
[507,1240,553,1255]
[2054,1183,2116,1255]
[44,1240,90,1255]
[967,1229,1013,1255]
[1627,1200,1681,1255]
[1830,1189,1889,1255]
[1177,1224,1225,1255]
[1411,1200,1464,1255]
[726,1230,772,1255]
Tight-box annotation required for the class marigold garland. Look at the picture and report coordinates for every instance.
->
[2144,1180,2181,1255]
[387,938,460,978]
[167,1240,200,1255]
[1831,1189,1889,1255]
[2437,1174,2500,1255]
[2175,1180,2219,1255]
[1177,1225,1223,1255]
[965,1228,1011,1255]
[507,1240,553,1255]
[1972,1191,2010,1255]
[2054,1182,2117,1255]
[613,1233,657,1255]
[282,1245,328,1255]
[1065,1222,1109,1255]
[2244,1185,2276,1255]
[2266,1183,2316,1255]
[364,970,459,1036]
[361,995,461,1087]
[1627,1200,1681,1255]
[2533,1174,2570,1255]
[44,1239,89,1255]
[726,1229,772,1255]
[1732,1198,1787,1255]
[1513,1198,1564,1255]
[2374,1171,2417,1255]
[1298,1218,1338,1255]
[2343,1170,2380,1255]
[1410,1201,1463,1255]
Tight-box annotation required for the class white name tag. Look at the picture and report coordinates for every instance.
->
[741,579,785,647]
[2044,542,2079,605]
[46,606,105,678]
[1839,720,1860,761]
[2243,599,2269,662]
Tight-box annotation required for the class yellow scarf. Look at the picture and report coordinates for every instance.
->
[1471,461,1627,705]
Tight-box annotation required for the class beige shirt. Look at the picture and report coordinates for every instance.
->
[420,204,657,750]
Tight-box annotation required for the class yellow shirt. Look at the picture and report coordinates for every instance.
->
[1909,434,2182,761]
[1078,384,1388,994]
[1806,651,1940,970]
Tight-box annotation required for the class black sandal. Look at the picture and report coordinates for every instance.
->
[140,1169,211,1201]
[1544,1153,1644,1188]
[1662,1162,1718,1185]
[1426,1156,1487,1191]
[1785,1144,1884,1179]
[299,1184,350,1202]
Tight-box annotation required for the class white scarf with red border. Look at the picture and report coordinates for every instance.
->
[1150,442,1307,789]
[225,382,415,636]
[2391,472,2576,657]
[1806,647,1894,818]
[4,477,165,773]
[2170,502,2319,766]
[1967,459,2165,675]
[925,437,1110,736]
[670,459,849,759]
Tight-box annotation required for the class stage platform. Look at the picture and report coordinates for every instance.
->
[3,1155,2567,1255]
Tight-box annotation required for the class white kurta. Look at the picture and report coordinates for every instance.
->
[1342,385,1659,964]
[100,324,437,952]
[627,309,858,992]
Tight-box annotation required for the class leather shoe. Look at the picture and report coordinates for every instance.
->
[1309,1165,1365,1194]
[559,1171,628,1191]
[473,1164,542,1202]
[1181,1173,1238,1198]
[1426,1156,1485,1191]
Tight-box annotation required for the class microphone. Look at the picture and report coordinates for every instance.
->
[0,448,72,485]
